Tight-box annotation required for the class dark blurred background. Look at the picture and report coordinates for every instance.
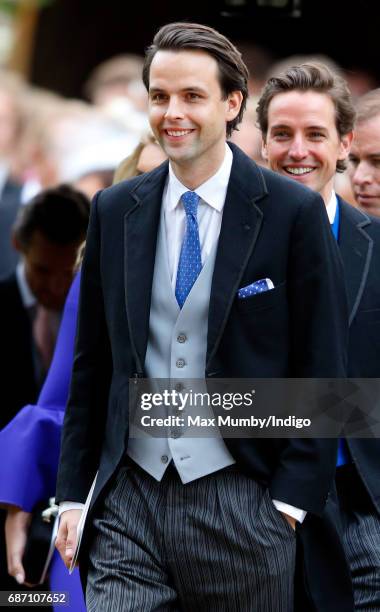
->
[4,0,377,98]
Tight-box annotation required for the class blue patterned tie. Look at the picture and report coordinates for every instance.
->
[175,191,202,308]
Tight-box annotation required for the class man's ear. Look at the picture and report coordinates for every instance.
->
[339,131,354,161]
[261,137,268,161]
[226,91,243,121]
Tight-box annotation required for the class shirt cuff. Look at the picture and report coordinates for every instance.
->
[59,501,85,516]
[272,499,307,523]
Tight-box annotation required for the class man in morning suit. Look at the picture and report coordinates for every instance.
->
[0,185,89,430]
[259,61,380,609]
[56,23,351,611]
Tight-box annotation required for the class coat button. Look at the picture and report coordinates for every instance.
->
[161,455,169,464]
[176,359,185,368]
[177,333,187,343]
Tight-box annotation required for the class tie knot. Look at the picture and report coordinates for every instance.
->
[181,191,200,216]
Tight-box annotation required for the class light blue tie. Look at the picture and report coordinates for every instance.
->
[175,191,202,308]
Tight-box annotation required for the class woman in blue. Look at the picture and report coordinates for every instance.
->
[1,270,85,612]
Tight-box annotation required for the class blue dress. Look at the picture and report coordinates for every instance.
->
[0,271,85,612]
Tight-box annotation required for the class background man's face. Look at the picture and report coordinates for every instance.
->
[262,90,352,204]
[148,49,241,176]
[0,91,19,158]
[20,231,79,311]
[348,116,380,216]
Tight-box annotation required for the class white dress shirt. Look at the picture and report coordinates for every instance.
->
[326,190,338,223]
[16,262,36,309]
[164,143,232,285]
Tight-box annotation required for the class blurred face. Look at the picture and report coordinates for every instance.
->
[17,232,79,311]
[0,91,19,158]
[148,50,242,187]
[348,116,380,216]
[262,90,352,204]
[136,141,167,174]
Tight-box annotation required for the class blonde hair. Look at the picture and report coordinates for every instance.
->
[112,132,157,184]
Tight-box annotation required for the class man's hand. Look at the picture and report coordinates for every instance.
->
[55,509,83,569]
[281,511,297,530]
[5,506,32,585]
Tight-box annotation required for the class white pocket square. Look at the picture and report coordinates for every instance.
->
[237,278,274,299]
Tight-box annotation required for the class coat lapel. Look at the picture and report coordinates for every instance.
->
[124,163,168,373]
[338,197,373,325]
[206,145,267,368]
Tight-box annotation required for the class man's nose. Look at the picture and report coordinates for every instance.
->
[353,161,373,186]
[164,96,185,120]
[288,136,308,160]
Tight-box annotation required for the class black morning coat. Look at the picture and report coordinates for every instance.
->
[339,197,380,512]
[56,144,354,611]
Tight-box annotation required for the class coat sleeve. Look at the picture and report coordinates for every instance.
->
[270,191,349,514]
[56,192,112,504]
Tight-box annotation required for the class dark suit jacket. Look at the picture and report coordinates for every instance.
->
[0,179,22,281]
[0,274,38,429]
[338,196,380,513]
[56,144,351,609]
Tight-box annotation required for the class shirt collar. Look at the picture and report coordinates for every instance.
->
[16,261,36,309]
[326,190,338,224]
[166,143,233,212]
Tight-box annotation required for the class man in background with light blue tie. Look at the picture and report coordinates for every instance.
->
[56,24,352,611]
[259,61,380,610]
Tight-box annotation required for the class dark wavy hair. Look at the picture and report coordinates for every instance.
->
[257,62,356,172]
[13,184,90,250]
[142,22,249,138]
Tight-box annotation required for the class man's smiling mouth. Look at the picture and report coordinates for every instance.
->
[284,166,315,176]
[165,129,194,137]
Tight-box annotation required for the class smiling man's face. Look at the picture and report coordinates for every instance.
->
[148,49,242,188]
[262,90,352,204]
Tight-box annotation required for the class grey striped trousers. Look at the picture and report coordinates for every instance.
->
[86,461,296,611]
[336,465,380,610]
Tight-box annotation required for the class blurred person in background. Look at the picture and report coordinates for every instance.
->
[258,62,380,610]
[84,54,149,138]
[18,98,141,199]
[0,185,90,430]
[348,88,380,217]
[113,131,167,182]
[0,185,89,598]
[0,136,165,612]
[0,71,28,280]
[83,54,144,107]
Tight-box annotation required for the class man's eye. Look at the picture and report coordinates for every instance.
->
[273,132,289,140]
[151,93,166,102]
[348,156,359,166]
[309,132,325,139]
[187,93,201,100]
